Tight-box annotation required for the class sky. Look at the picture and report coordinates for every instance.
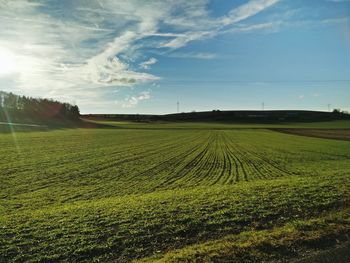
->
[0,0,349,114]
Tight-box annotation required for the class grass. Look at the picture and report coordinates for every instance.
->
[141,208,350,263]
[1,121,350,262]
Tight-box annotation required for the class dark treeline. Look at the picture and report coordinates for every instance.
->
[0,91,80,123]
[85,109,350,123]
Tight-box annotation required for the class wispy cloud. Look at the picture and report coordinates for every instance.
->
[220,0,280,25]
[0,0,281,110]
[167,52,218,59]
[117,91,151,108]
[160,0,280,49]
[161,31,215,49]
[139,57,157,69]
[224,21,283,34]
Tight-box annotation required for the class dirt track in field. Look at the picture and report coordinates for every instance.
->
[272,129,350,141]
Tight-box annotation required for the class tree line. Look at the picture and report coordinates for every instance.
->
[0,91,80,122]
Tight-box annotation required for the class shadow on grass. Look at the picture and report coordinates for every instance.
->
[0,118,116,133]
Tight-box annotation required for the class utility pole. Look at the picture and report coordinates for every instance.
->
[177,101,180,113]
[262,102,265,111]
[328,104,331,112]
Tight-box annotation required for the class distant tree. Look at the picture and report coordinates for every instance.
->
[0,90,80,122]
[3,92,17,109]
[70,105,80,119]
[0,93,4,108]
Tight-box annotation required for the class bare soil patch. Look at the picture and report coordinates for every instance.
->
[272,129,350,141]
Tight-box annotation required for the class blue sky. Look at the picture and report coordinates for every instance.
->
[0,0,349,114]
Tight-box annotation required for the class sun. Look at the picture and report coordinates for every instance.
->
[0,47,17,75]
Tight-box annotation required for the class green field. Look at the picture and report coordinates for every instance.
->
[1,121,350,262]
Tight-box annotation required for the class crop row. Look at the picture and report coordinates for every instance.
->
[1,128,349,212]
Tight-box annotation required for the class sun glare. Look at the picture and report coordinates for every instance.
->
[0,47,17,75]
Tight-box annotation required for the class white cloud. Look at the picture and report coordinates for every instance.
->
[160,0,280,49]
[0,0,164,103]
[139,57,157,69]
[117,91,151,108]
[0,0,281,110]
[161,31,215,49]
[224,21,283,34]
[221,0,279,25]
[167,52,217,59]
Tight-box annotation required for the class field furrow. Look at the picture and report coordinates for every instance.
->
[1,124,350,262]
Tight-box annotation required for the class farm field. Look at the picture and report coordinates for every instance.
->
[1,122,350,262]
[84,119,350,130]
